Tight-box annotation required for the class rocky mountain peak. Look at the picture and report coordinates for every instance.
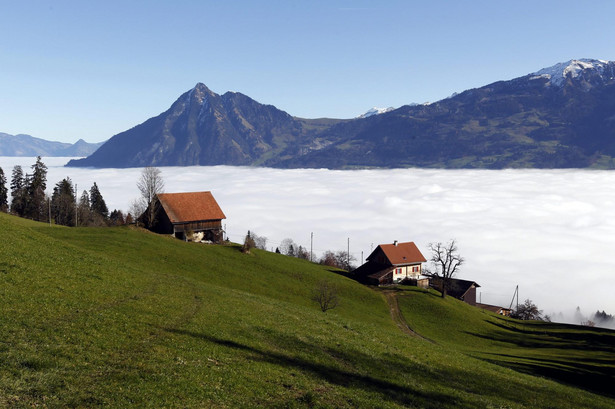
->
[532,58,615,87]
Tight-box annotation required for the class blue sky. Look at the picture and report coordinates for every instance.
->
[2,0,615,143]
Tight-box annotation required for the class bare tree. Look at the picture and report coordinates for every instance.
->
[279,238,297,256]
[511,299,546,321]
[137,167,164,228]
[250,232,268,250]
[319,250,356,270]
[311,280,339,312]
[129,198,146,226]
[427,240,464,298]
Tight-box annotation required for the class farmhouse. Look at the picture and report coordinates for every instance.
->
[145,191,226,242]
[352,241,427,286]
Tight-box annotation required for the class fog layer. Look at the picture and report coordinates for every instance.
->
[2,157,614,319]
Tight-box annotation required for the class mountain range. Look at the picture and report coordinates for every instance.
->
[0,132,104,157]
[59,58,615,169]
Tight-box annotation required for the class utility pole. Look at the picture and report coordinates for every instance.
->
[75,184,78,227]
[347,237,350,271]
[509,285,519,311]
[310,232,313,262]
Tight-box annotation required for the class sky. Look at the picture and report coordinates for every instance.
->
[2,0,615,143]
[2,157,615,326]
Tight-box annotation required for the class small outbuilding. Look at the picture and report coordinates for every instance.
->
[430,277,481,306]
[145,191,226,242]
[476,303,512,316]
[352,241,427,286]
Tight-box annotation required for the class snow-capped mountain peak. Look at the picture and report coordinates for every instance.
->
[357,107,395,118]
[532,59,614,86]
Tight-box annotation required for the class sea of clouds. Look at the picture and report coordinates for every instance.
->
[2,156,614,325]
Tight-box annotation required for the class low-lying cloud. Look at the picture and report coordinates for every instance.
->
[3,157,615,322]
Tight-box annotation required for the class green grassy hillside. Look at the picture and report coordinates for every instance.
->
[0,212,613,408]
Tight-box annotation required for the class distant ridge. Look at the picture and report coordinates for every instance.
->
[0,132,104,157]
[68,59,615,169]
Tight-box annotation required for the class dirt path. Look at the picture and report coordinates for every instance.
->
[382,290,435,343]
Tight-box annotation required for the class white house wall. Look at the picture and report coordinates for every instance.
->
[392,264,422,283]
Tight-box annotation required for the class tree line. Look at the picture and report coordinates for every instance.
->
[0,157,132,227]
[241,231,357,270]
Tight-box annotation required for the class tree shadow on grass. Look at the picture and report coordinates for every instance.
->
[474,351,615,398]
[462,321,615,398]
[161,326,607,408]
[163,327,458,408]
[483,319,615,353]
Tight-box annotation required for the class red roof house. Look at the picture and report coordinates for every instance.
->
[352,241,427,286]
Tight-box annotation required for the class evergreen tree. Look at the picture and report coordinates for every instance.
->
[109,209,125,226]
[241,230,256,253]
[25,157,48,221]
[51,178,76,226]
[10,165,26,216]
[125,213,134,224]
[30,156,47,192]
[89,182,109,219]
[77,190,92,226]
[0,167,8,212]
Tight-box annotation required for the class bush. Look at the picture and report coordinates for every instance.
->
[242,231,256,254]
[311,280,339,312]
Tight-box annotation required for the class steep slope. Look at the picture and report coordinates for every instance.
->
[0,212,613,408]
[66,84,343,168]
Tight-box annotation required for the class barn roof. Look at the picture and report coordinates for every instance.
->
[368,241,426,265]
[476,303,511,314]
[156,192,226,223]
[431,277,480,299]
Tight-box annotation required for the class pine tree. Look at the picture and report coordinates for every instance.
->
[109,209,125,226]
[51,178,76,226]
[0,167,8,212]
[77,190,92,226]
[10,165,25,216]
[25,157,48,221]
[30,156,47,193]
[89,182,109,220]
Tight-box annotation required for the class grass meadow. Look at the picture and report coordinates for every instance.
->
[0,212,613,408]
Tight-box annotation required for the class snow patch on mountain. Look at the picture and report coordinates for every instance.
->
[533,59,613,86]
[357,107,395,118]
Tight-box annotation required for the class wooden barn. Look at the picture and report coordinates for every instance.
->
[352,241,427,286]
[430,277,481,306]
[145,191,226,242]
[476,303,512,316]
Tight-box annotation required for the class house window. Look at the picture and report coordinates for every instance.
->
[395,268,402,275]
[412,266,420,273]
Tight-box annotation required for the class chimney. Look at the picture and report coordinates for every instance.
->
[393,240,398,246]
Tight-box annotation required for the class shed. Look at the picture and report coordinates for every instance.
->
[476,303,512,316]
[430,277,481,305]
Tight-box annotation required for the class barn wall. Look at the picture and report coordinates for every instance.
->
[173,220,222,232]
[151,203,174,234]
[464,286,477,306]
